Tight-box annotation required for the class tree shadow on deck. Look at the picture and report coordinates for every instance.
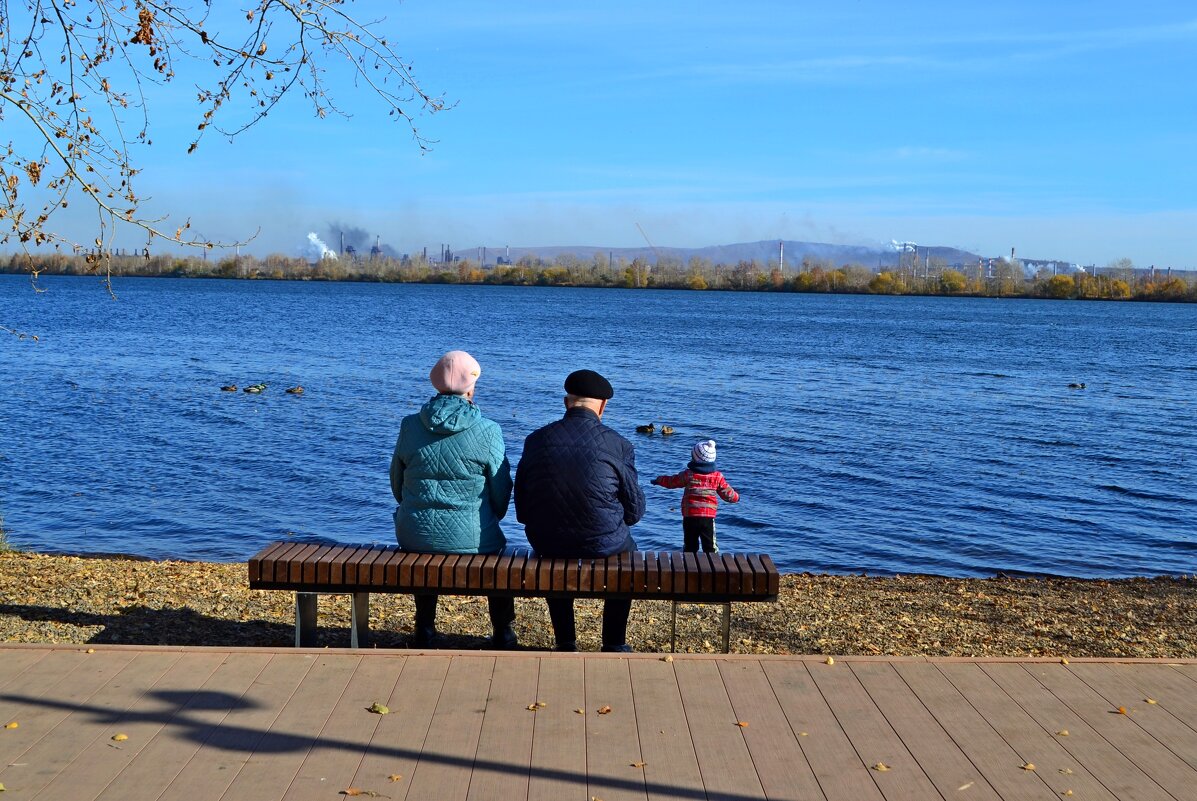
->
[0,681,771,801]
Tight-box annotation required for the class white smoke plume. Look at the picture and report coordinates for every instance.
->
[305,232,338,261]
[890,240,918,252]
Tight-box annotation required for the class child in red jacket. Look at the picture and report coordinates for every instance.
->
[651,439,739,553]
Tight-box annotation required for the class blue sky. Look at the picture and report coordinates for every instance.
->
[68,1,1197,265]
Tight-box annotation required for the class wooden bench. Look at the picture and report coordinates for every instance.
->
[248,542,780,653]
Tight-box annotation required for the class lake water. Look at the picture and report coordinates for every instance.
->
[2,274,1194,577]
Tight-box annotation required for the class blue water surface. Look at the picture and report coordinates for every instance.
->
[1,274,1194,577]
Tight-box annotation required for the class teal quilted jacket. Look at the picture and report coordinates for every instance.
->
[390,394,513,554]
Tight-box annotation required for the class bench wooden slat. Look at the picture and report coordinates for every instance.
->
[381,549,404,585]
[508,551,529,592]
[645,552,659,593]
[631,552,646,593]
[266,541,304,583]
[658,552,674,593]
[468,555,483,589]
[732,554,753,594]
[618,552,634,593]
[758,554,780,595]
[453,554,471,588]
[289,544,324,583]
[409,553,434,589]
[247,542,288,582]
[342,547,374,585]
[719,553,741,595]
[745,554,767,596]
[537,555,553,592]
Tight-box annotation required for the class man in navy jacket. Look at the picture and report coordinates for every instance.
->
[515,369,646,651]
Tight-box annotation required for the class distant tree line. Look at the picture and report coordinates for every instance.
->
[4,250,1194,303]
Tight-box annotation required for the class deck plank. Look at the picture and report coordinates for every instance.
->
[402,656,496,801]
[465,656,540,801]
[29,652,265,801]
[4,651,211,799]
[282,654,407,800]
[1097,664,1197,735]
[628,658,706,801]
[1019,661,1197,800]
[938,662,1120,801]
[674,659,765,801]
[806,659,943,801]
[977,662,1171,801]
[717,659,825,801]
[1066,661,1197,771]
[849,661,1002,801]
[218,653,363,801]
[528,658,588,801]
[585,658,647,801]
[0,649,48,695]
[763,660,885,801]
[146,654,318,801]
[891,661,1049,801]
[0,649,137,768]
[352,655,451,800]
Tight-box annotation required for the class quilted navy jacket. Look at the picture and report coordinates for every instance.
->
[390,394,512,554]
[515,407,646,557]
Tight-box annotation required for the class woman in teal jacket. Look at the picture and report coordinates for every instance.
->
[390,351,516,648]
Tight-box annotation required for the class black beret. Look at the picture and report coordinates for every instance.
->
[564,369,614,400]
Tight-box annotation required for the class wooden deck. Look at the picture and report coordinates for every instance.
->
[1,646,1195,801]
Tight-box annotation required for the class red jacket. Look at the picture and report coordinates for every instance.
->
[653,469,739,518]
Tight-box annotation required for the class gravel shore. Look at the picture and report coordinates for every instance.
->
[2,551,1194,657]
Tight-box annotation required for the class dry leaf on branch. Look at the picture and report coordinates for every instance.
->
[598,705,612,715]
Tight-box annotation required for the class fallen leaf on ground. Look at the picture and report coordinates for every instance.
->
[1116,706,1128,715]
[111,733,128,742]
[799,731,808,736]
[340,790,388,798]
[574,708,585,715]
[1021,763,1035,771]
[1060,657,1069,665]
[872,762,890,771]
[598,705,612,714]
[0,782,5,791]
[958,781,974,790]
[367,702,389,715]
[3,722,16,729]
[86,648,95,654]
[824,657,835,665]
[630,761,646,768]
[386,774,402,782]
[661,655,673,662]
[1145,698,1157,704]
[1062,791,1073,797]
[735,721,749,728]
[1059,768,1074,775]
[537,701,547,708]
[526,704,539,711]
[1056,729,1069,736]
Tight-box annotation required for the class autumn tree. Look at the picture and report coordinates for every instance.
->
[0,1,445,290]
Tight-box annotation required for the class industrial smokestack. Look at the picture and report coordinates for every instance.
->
[779,240,784,273]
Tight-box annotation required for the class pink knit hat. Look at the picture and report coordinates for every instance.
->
[429,350,482,395]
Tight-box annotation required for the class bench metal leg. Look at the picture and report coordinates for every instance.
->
[721,603,732,654]
[350,592,370,649]
[670,602,678,653]
[295,593,318,648]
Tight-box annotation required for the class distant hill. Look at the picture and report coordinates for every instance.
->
[475,239,984,269]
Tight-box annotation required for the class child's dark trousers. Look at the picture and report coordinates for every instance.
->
[682,517,717,553]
